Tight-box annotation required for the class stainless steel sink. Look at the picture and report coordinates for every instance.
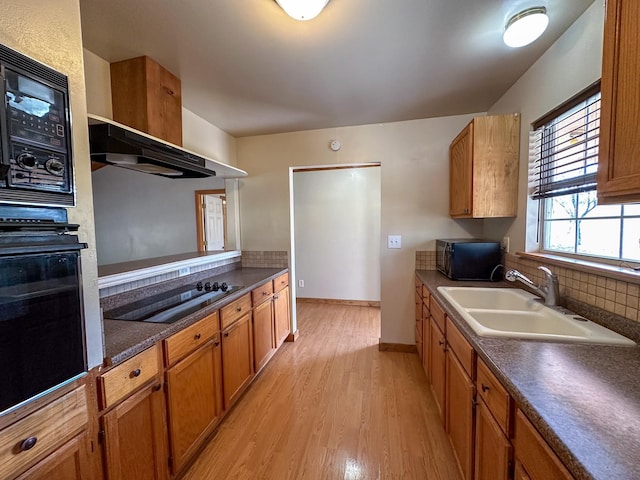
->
[437,286,635,346]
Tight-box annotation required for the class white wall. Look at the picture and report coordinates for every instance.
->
[485,0,604,250]
[294,167,381,301]
[0,0,103,368]
[237,115,485,345]
[92,166,226,265]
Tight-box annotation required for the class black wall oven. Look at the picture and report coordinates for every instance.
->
[0,206,87,414]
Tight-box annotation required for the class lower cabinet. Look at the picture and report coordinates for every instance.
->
[273,286,291,347]
[475,398,511,480]
[446,349,475,480]
[165,338,223,473]
[221,313,254,409]
[15,433,89,480]
[253,297,276,373]
[101,382,169,480]
[430,317,447,421]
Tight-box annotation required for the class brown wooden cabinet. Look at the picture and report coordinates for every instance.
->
[430,316,447,422]
[110,56,183,146]
[449,114,520,218]
[253,297,276,373]
[514,409,574,480]
[475,398,511,480]
[221,313,254,409]
[15,434,89,480]
[165,337,223,473]
[274,286,291,347]
[101,382,169,480]
[597,0,640,203]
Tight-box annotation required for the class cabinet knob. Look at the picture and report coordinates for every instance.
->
[262,291,268,296]
[131,368,141,378]
[224,332,229,338]
[481,383,490,393]
[152,383,162,392]
[236,307,242,312]
[194,333,201,340]
[438,340,445,347]
[214,340,220,346]
[20,437,37,451]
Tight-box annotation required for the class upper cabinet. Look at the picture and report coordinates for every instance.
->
[110,56,183,146]
[597,0,640,204]
[449,114,520,218]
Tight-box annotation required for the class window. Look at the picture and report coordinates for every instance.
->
[530,82,640,263]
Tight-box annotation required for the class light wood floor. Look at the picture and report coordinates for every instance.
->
[182,302,461,480]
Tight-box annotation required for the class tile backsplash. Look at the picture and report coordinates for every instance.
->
[241,251,288,268]
[415,249,640,324]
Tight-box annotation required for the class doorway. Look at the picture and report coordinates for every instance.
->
[195,189,227,252]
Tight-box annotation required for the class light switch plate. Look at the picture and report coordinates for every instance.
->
[387,235,402,249]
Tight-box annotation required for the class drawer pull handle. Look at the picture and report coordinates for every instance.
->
[131,368,141,378]
[20,437,37,451]
[481,383,490,393]
[214,340,220,346]
[236,307,242,312]
[194,333,202,340]
[224,332,229,338]
[438,340,445,347]
[262,291,268,296]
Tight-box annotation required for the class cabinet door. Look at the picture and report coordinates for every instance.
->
[446,350,475,480]
[253,299,276,372]
[221,314,254,409]
[430,319,446,422]
[475,398,512,480]
[598,0,640,203]
[422,305,431,381]
[166,339,222,473]
[15,434,88,480]
[274,286,291,347]
[102,383,169,480]
[449,122,473,217]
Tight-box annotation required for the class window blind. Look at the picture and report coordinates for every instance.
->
[529,89,601,200]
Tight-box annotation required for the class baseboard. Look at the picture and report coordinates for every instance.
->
[378,342,418,353]
[286,329,299,342]
[296,297,381,307]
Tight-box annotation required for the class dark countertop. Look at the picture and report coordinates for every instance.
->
[417,270,640,480]
[103,267,286,365]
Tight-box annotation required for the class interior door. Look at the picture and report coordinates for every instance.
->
[204,195,225,251]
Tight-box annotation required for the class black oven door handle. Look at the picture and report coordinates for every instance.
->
[0,242,87,256]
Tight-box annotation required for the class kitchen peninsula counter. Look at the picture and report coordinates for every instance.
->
[416,270,640,480]
[102,267,287,366]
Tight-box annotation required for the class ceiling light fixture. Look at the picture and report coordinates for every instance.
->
[503,7,549,48]
[275,0,330,21]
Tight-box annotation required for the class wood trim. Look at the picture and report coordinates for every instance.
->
[378,342,418,353]
[296,297,380,307]
[532,80,601,129]
[286,329,299,342]
[195,189,226,253]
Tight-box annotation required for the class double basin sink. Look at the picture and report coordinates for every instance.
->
[437,286,635,346]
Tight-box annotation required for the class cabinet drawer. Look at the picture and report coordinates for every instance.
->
[273,272,289,293]
[99,345,159,409]
[415,276,422,295]
[430,297,446,333]
[477,358,512,436]
[446,316,475,379]
[221,294,252,329]
[252,281,274,306]
[514,409,574,480]
[164,312,219,366]
[0,386,88,480]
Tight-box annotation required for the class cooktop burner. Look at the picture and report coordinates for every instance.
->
[104,281,242,324]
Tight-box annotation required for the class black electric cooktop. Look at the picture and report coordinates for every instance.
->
[104,281,242,324]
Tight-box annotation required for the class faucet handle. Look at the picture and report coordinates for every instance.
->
[538,266,556,278]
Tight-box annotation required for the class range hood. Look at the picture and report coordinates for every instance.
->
[87,114,247,179]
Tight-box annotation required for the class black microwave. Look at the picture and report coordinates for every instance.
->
[436,239,502,281]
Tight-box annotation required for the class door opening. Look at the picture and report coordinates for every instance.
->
[195,189,227,252]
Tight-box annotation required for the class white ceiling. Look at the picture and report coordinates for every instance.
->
[79,0,595,137]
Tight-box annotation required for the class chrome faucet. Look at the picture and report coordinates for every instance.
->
[505,266,560,306]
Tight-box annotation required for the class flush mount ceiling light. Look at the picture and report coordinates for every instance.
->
[275,0,330,21]
[503,7,549,48]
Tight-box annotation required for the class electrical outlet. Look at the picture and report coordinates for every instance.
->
[178,267,190,277]
[298,279,304,288]
[387,235,402,249]
[502,236,510,253]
